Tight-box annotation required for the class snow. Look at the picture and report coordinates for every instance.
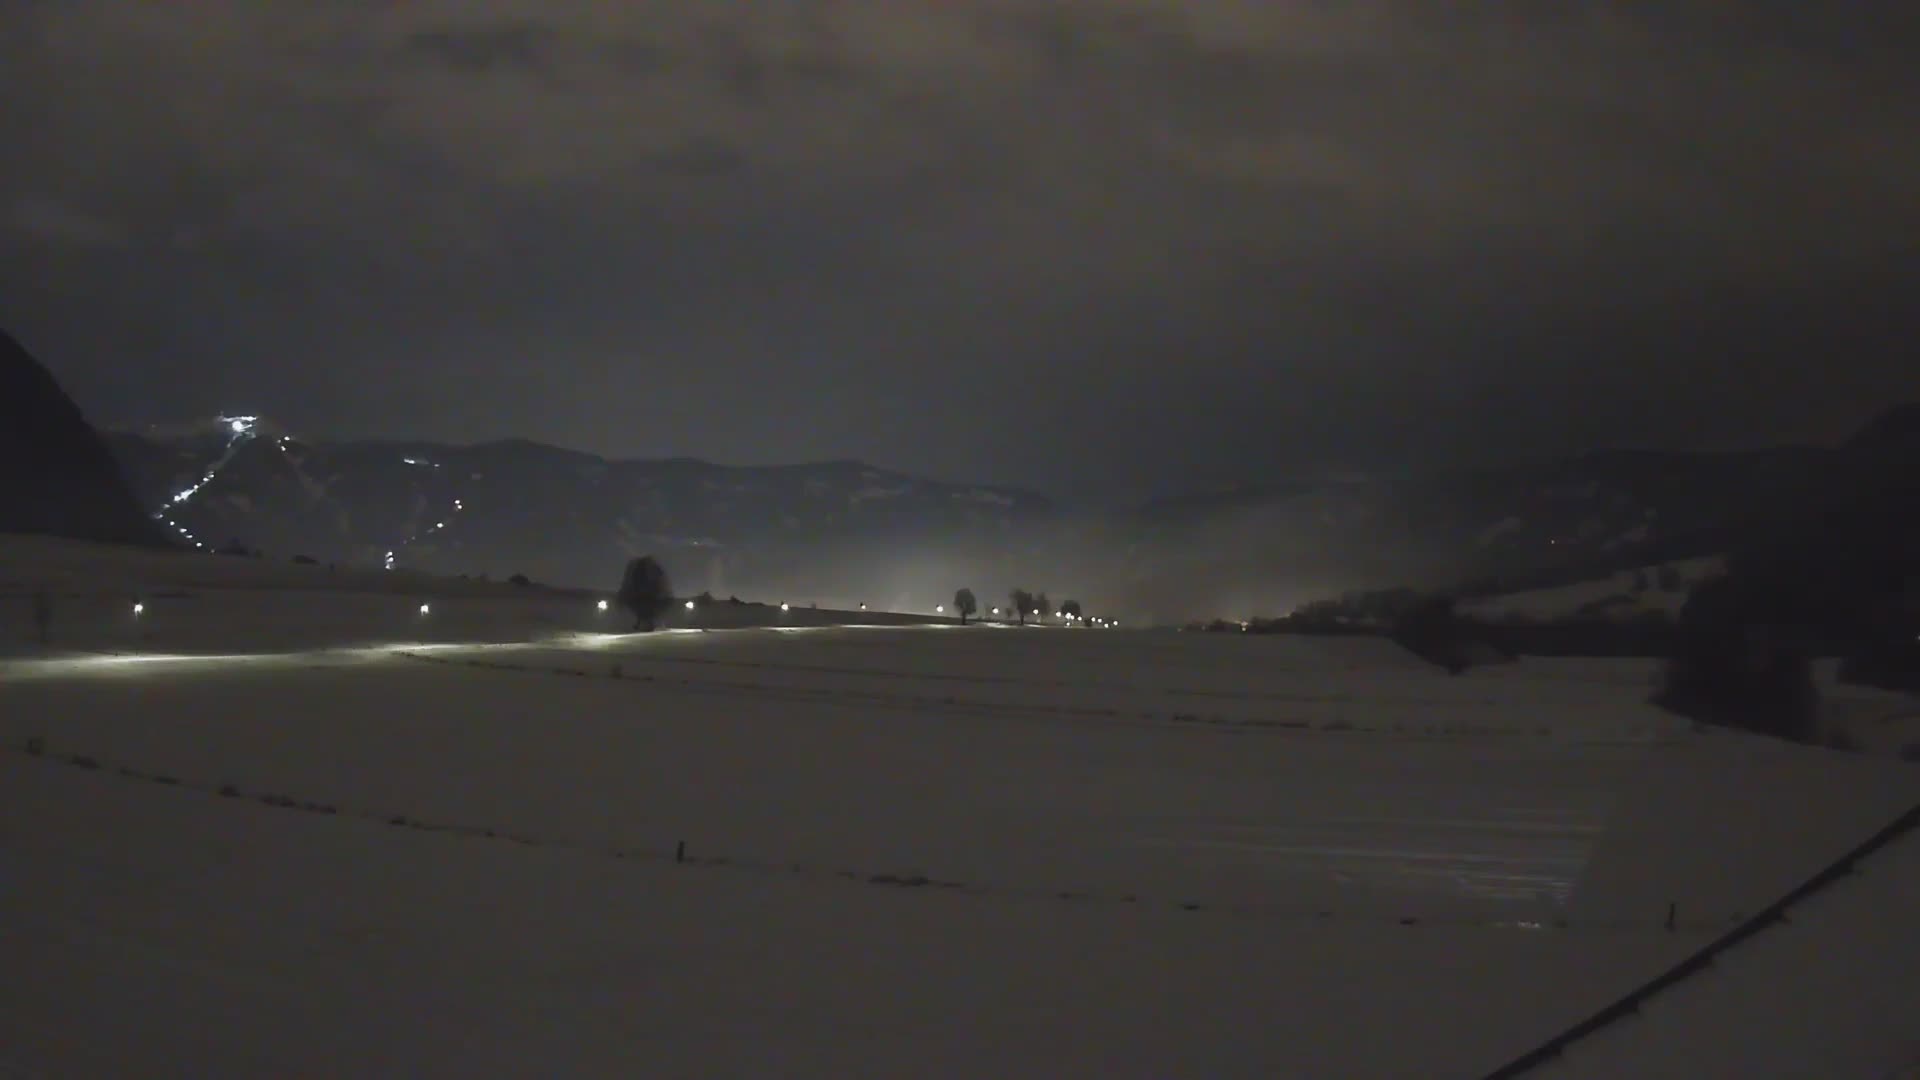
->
[1527,816,1920,1079]
[959,489,1016,507]
[1462,556,1726,622]
[3,535,1917,1076]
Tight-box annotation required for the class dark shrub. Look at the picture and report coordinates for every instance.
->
[1651,575,1819,743]
[1837,639,1920,694]
[1391,595,1483,675]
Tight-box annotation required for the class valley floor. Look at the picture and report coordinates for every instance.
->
[2,582,1916,1076]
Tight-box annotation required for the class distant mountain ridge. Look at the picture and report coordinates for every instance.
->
[0,328,168,548]
[104,420,1052,601]
[98,403,1920,621]
[1117,405,1920,617]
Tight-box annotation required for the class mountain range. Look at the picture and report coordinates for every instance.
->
[7,325,1915,622]
[103,420,1054,609]
[98,404,1920,621]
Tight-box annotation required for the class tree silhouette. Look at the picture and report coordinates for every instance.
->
[1652,574,1818,742]
[616,555,674,631]
[1036,592,1051,621]
[1009,588,1034,626]
[953,587,978,625]
[1060,599,1083,621]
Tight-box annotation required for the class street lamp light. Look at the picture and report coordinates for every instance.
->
[418,603,431,616]
[596,599,609,612]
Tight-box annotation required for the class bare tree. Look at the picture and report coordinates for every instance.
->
[1061,599,1083,621]
[1009,588,1034,626]
[617,555,674,631]
[953,587,978,625]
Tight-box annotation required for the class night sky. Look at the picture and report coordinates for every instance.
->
[5,3,1917,502]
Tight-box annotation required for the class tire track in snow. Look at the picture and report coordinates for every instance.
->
[393,648,1669,745]
[3,737,1729,935]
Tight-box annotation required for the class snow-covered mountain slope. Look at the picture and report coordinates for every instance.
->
[1459,556,1727,623]
[106,423,1053,596]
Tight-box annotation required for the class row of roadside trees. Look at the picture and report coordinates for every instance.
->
[616,556,1095,632]
[953,588,1085,626]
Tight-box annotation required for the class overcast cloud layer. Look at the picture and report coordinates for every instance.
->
[5,1,1917,500]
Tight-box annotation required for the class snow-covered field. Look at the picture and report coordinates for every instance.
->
[1460,556,1726,623]
[2,537,1916,1077]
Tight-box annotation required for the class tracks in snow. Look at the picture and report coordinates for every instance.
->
[2,737,1727,936]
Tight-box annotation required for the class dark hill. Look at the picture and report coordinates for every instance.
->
[0,328,168,547]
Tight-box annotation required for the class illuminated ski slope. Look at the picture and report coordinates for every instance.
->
[149,414,262,548]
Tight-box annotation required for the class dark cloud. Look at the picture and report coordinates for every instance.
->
[403,21,556,73]
[2,2,1916,501]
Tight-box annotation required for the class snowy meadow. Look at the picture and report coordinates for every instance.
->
[3,541,1916,1077]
